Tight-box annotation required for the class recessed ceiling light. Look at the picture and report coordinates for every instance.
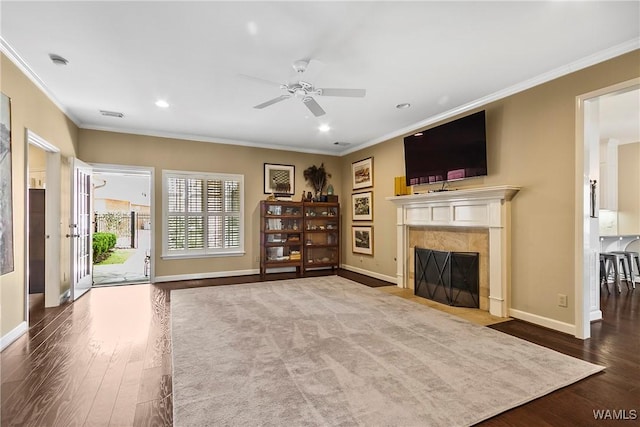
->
[318,124,331,132]
[396,103,411,109]
[247,21,258,35]
[155,100,170,108]
[49,53,68,66]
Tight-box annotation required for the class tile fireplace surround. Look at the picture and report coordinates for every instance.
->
[387,185,520,317]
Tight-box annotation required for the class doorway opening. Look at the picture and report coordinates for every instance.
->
[25,130,62,329]
[91,166,152,286]
[27,144,47,320]
[576,78,640,339]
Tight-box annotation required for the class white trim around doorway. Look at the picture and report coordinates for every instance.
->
[89,163,156,284]
[574,77,640,339]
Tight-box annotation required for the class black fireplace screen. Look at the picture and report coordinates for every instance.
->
[414,248,479,308]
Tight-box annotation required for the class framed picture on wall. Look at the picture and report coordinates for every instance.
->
[352,226,373,255]
[0,92,14,275]
[264,163,295,196]
[352,157,373,189]
[352,191,373,221]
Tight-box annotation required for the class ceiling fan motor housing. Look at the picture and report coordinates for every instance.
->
[292,59,309,73]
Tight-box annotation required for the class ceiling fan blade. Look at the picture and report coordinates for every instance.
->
[238,73,283,88]
[303,97,326,117]
[318,88,366,97]
[254,95,291,109]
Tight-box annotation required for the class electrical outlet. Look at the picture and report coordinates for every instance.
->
[558,294,568,308]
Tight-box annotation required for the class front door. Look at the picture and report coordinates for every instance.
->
[70,158,93,300]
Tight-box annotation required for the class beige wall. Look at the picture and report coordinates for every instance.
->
[618,142,640,234]
[78,130,342,279]
[28,144,46,188]
[341,138,405,280]
[341,50,639,325]
[1,54,78,336]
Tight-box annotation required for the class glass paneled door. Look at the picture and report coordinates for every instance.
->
[70,158,92,300]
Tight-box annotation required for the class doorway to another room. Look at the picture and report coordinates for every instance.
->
[27,144,47,320]
[577,79,639,339]
[91,167,152,286]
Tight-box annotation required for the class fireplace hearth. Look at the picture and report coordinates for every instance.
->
[415,247,479,308]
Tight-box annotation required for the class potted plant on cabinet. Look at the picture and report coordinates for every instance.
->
[303,163,331,201]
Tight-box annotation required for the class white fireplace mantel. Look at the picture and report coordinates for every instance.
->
[387,185,521,317]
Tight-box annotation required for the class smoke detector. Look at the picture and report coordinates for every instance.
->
[49,53,69,66]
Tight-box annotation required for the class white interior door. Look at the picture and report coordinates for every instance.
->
[70,158,93,300]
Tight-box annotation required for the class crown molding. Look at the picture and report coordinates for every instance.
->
[0,37,81,127]
[79,124,341,156]
[339,37,640,156]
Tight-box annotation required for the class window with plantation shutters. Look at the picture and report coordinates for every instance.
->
[163,171,244,258]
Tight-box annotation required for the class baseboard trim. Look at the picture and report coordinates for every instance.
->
[60,289,70,304]
[508,308,576,336]
[340,264,396,284]
[1,321,28,352]
[154,269,260,283]
[590,309,603,322]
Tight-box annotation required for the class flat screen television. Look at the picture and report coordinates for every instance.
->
[404,110,487,186]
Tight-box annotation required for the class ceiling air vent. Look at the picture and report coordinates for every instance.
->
[99,110,124,118]
[333,141,351,147]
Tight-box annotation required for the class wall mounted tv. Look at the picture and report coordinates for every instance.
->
[404,110,487,186]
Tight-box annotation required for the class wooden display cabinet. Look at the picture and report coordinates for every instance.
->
[259,201,304,278]
[303,202,340,272]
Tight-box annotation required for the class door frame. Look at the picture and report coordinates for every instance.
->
[24,129,61,313]
[574,77,640,339]
[89,163,155,283]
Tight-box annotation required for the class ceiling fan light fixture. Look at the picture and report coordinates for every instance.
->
[396,103,411,109]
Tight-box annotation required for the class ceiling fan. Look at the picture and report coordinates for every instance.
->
[242,59,366,117]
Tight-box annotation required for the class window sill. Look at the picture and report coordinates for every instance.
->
[161,250,245,260]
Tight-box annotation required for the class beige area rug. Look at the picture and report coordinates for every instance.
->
[171,276,604,426]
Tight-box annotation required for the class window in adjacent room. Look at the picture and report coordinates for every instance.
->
[162,170,244,258]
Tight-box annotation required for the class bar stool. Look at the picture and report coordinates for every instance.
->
[599,254,610,294]
[611,251,639,289]
[600,252,632,293]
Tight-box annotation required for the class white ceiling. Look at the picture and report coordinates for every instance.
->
[1,1,639,155]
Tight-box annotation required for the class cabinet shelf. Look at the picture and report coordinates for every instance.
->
[260,200,340,278]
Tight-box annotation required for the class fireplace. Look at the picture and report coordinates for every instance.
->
[414,248,479,308]
[387,185,520,317]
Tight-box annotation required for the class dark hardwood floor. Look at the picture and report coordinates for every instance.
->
[1,271,637,426]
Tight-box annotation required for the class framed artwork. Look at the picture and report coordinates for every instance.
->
[264,163,295,196]
[352,157,373,189]
[352,191,373,221]
[0,92,14,275]
[352,226,373,255]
